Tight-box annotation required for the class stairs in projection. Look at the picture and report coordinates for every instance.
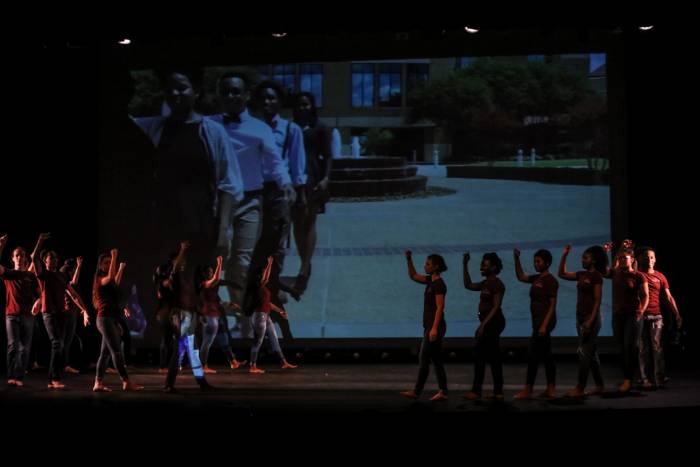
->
[329,157,427,197]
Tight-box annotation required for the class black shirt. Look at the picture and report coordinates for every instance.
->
[423,276,447,330]
[156,121,214,233]
[301,123,329,187]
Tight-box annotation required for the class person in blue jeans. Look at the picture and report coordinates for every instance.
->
[30,233,90,389]
[1,234,40,388]
[248,257,297,374]
[91,249,142,392]
[59,257,83,374]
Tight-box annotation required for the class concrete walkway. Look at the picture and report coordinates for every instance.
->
[274,167,611,338]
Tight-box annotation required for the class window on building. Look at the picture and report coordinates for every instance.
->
[272,64,296,97]
[352,63,374,108]
[300,64,323,107]
[378,63,402,107]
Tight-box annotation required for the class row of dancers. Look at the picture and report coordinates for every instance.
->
[2,233,682,398]
[400,239,681,401]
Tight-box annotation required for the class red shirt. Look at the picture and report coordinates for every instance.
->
[576,270,603,322]
[95,278,121,318]
[528,273,558,331]
[256,286,272,314]
[173,271,197,312]
[638,270,669,315]
[200,285,223,317]
[37,269,70,314]
[612,269,646,314]
[1,269,39,316]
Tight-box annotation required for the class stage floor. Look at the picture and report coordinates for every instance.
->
[3,361,699,416]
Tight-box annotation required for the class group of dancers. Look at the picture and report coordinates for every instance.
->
[400,239,682,401]
[1,233,298,392]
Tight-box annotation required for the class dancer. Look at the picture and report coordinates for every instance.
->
[513,248,558,400]
[399,251,448,401]
[463,252,506,401]
[559,244,607,397]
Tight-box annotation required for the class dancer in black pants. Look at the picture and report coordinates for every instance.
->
[400,251,448,402]
[559,244,607,398]
[463,252,506,400]
[154,260,176,373]
[513,248,558,399]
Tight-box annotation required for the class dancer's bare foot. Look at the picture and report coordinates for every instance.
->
[122,380,144,391]
[514,388,532,400]
[157,368,168,374]
[64,366,80,374]
[14,380,24,388]
[565,387,586,398]
[7,379,16,387]
[281,361,298,369]
[230,359,247,369]
[47,380,66,389]
[203,366,217,374]
[538,385,557,399]
[463,391,481,400]
[399,390,419,399]
[249,365,265,374]
[430,390,448,401]
[586,385,605,396]
[618,379,632,393]
[92,382,112,392]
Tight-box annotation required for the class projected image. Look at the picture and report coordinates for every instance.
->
[100,53,611,340]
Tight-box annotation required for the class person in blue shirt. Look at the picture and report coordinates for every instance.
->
[207,73,294,324]
[251,80,307,342]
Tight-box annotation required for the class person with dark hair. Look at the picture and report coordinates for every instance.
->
[636,246,681,389]
[134,68,244,274]
[1,235,40,387]
[400,251,448,401]
[513,248,558,400]
[246,80,307,342]
[208,72,293,327]
[29,233,90,389]
[154,257,176,373]
[208,72,293,339]
[463,252,506,400]
[196,255,246,373]
[59,257,83,374]
[91,249,142,392]
[247,257,297,374]
[601,240,649,393]
[291,91,332,295]
[162,241,211,392]
[559,244,608,398]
